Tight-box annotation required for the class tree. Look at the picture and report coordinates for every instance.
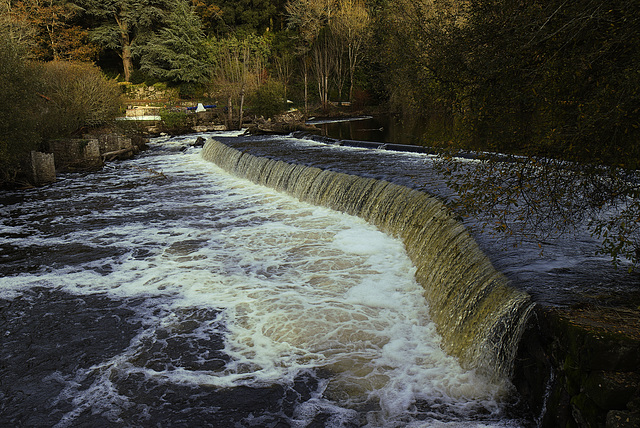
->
[377,0,465,116]
[407,0,640,267]
[331,0,370,103]
[0,0,38,54]
[271,32,296,104]
[6,0,99,61]
[190,0,223,35]
[137,0,210,84]
[286,0,333,113]
[73,0,173,82]
[210,34,270,129]
[0,34,43,185]
[287,0,371,109]
[198,0,287,36]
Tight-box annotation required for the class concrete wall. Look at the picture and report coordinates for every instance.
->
[98,134,132,154]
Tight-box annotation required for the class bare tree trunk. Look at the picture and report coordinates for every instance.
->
[304,58,309,117]
[122,44,132,82]
[227,95,234,130]
[238,88,245,129]
[349,44,355,103]
[116,12,132,82]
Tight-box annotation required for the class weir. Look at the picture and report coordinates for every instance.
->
[202,138,534,379]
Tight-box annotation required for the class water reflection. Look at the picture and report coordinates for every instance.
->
[309,113,454,146]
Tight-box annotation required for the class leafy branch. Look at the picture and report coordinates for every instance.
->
[433,152,640,267]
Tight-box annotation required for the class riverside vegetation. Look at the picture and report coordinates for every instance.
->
[1,2,639,426]
[0,0,638,263]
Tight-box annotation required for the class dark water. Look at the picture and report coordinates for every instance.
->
[308,114,452,146]
[0,133,533,427]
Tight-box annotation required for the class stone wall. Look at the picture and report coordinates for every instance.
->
[97,134,133,154]
[122,83,179,102]
[514,305,640,427]
[47,139,102,172]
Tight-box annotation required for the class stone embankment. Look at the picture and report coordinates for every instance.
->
[28,133,149,186]
[514,305,640,428]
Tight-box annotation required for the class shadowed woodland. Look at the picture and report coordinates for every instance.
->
[1,0,639,266]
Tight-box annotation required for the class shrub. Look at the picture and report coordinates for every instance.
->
[248,80,287,119]
[37,61,123,138]
[0,38,44,184]
[159,109,191,131]
[0,37,123,186]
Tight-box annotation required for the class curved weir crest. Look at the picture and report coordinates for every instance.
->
[202,139,534,378]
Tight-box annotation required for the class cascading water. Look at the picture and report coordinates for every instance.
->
[202,139,534,379]
[0,133,533,427]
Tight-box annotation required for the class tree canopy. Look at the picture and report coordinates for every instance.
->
[137,0,211,83]
[382,0,640,265]
[72,0,174,81]
[1,0,639,265]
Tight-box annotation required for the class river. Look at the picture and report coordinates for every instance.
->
[0,131,532,427]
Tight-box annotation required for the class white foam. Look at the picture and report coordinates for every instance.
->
[0,134,522,426]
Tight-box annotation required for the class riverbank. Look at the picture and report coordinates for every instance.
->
[515,305,640,428]
[10,129,150,190]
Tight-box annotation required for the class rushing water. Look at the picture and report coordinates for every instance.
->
[211,131,640,310]
[200,139,533,382]
[0,132,532,427]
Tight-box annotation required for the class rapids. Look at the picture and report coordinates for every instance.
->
[0,132,531,427]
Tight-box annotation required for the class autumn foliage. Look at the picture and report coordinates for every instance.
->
[0,38,121,186]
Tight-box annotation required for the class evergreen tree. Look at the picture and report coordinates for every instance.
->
[73,0,173,81]
[138,0,210,84]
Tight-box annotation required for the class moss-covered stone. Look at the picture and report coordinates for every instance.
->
[584,372,640,410]
[570,393,607,427]
[514,305,640,428]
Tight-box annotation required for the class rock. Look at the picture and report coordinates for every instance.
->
[606,410,640,428]
[513,305,640,428]
[192,124,226,133]
[584,371,640,410]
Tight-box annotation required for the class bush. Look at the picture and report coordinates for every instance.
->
[0,36,124,186]
[159,109,191,131]
[0,38,45,184]
[37,61,123,138]
[178,82,203,100]
[248,80,287,119]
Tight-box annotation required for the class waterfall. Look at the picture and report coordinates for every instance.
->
[202,139,533,379]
